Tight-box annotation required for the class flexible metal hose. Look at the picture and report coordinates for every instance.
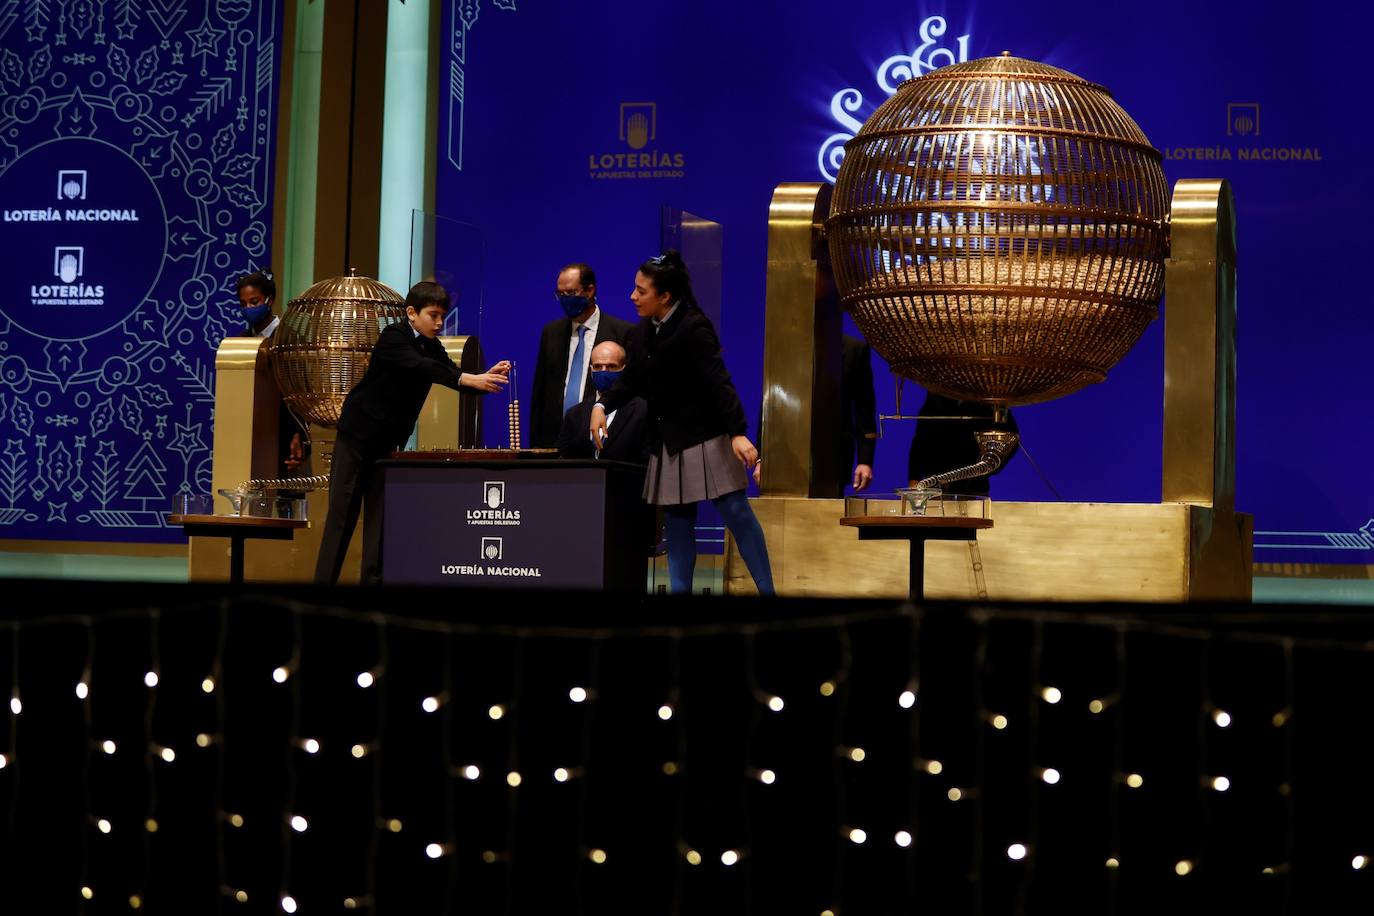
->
[916,431,1019,491]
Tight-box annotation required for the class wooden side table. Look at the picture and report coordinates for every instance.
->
[839,515,993,601]
[169,515,310,584]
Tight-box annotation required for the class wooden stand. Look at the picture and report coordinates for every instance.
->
[171,515,309,585]
[839,515,993,601]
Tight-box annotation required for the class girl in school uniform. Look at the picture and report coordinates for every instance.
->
[592,250,774,594]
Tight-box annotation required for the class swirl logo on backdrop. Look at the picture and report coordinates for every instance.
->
[1,138,167,341]
[818,15,971,182]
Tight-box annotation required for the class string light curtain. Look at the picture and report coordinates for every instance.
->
[0,589,1368,915]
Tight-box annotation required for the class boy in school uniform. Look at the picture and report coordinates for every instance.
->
[314,281,511,585]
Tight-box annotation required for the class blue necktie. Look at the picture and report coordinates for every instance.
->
[564,325,588,413]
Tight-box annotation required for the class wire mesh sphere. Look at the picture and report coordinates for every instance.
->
[267,269,408,427]
[828,53,1169,405]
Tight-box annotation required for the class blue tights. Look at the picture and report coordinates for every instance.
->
[664,490,775,595]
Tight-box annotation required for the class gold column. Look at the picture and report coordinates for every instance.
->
[1163,179,1237,512]
[315,0,389,279]
[416,336,485,448]
[759,182,843,497]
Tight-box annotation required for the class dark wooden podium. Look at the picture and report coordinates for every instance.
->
[379,458,651,590]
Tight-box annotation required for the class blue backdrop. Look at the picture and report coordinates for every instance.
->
[434,0,1373,566]
[0,0,281,543]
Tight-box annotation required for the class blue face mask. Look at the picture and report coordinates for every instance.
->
[558,294,590,319]
[590,369,621,393]
[242,303,271,326]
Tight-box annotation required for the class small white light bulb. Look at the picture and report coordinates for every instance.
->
[848,828,867,844]
[101,740,116,755]
[1040,686,1062,705]
[506,771,522,787]
[569,687,587,703]
[488,704,505,720]
[75,681,89,700]
[1353,855,1369,870]
[144,671,158,688]
[159,747,175,763]
[1126,773,1144,789]
[1007,843,1028,860]
[758,769,776,785]
[1213,710,1232,728]
[462,765,480,780]
[1175,859,1193,876]
[303,738,320,755]
[201,677,215,694]
[767,695,785,712]
[272,667,289,684]
[1041,768,1061,785]
[426,843,444,859]
[356,671,374,689]
[421,696,440,713]
[97,818,111,834]
[895,830,912,847]
[1211,776,1230,792]
[991,714,1008,730]
[351,744,367,758]
[290,815,308,833]
[589,848,607,864]
[9,697,20,715]
[898,689,916,709]
[553,767,570,783]
[657,704,674,721]
[281,896,298,914]
[721,849,740,865]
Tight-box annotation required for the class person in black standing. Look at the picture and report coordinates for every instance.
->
[530,263,633,448]
[840,334,878,492]
[237,268,309,476]
[592,250,774,594]
[753,333,878,494]
[314,281,511,585]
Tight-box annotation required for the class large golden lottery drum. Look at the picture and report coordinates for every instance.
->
[828,53,1169,405]
[267,269,408,427]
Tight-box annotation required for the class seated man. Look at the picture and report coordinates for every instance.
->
[556,340,650,463]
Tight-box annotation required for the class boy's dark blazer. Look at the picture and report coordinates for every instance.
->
[337,322,464,451]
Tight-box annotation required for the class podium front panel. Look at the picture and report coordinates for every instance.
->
[382,461,643,588]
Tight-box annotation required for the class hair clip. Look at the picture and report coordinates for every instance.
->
[649,254,666,266]
[262,270,274,279]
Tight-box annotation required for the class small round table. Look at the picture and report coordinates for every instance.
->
[839,515,993,601]
[169,514,310,584]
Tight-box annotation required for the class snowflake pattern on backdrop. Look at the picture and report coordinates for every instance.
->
[0,0,280,541]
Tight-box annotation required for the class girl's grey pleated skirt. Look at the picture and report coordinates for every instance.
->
[643,433,747,505]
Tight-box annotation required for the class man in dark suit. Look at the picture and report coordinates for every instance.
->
[530,263,633,448]
[839,334,878,492]
[314,281,510,585]
[754,334,878,494]
[556,340,651,463]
